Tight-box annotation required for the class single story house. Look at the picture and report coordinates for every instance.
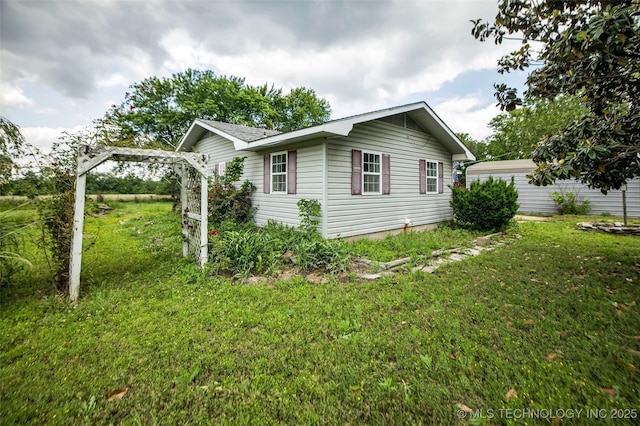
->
[177,102,475,239]
[466,159,640,217]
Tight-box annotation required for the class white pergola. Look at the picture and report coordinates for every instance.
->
[69,145,209,301]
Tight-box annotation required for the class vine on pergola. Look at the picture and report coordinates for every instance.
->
[69,145,208,301]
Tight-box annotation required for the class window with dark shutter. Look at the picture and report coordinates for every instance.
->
[438,161,444,194]
[426,160,438,193]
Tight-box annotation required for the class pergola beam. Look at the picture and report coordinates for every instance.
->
[69,145,209,302]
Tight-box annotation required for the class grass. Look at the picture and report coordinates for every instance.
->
[1,202,639,424]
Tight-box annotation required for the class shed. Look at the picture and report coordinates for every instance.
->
[466,159,639,217]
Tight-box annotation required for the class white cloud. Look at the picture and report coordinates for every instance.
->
[433,95,501,141]
[21,126,85,153]
[0,82,35,109]
[96,73,128,88]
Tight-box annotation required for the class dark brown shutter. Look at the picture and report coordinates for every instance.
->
[351,149,362,195]
[438,161,444,194]
[419,159,426,194]
[263,154,270,194]
[287,150,297,194]
[382,154,390,195]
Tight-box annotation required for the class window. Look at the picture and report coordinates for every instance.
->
[263,151,296,194]
[214,162,227,177]
[351,149,390,195]
[363,152,381,194]
[271,152,287,193]
[426,160,438,193]
[419,159,444,194]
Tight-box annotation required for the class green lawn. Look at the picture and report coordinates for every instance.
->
[1,202,639,424]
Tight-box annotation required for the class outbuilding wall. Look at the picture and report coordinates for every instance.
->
[467,160,640,217]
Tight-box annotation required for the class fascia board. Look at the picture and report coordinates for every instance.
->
[176,119,249,152]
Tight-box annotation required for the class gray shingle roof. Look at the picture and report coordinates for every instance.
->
[199,120,281,142]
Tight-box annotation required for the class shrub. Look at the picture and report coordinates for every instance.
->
[294,236,351,273]
[209,229,280,279]
[208,157,256,226]
[35,140,77,291]
[551,191,591,215]
[450,176,519,231]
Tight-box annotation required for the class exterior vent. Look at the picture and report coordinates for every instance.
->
[378,113,425,133]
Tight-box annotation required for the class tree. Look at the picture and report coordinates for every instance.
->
[486,96,589,160]
[103,69,332,149]
[457,132,488,161]
[472,1,640,192]
[0,117,27,183]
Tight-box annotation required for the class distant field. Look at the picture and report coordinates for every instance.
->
[0,194,172,203]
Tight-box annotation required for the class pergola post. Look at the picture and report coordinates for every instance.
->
[69,172,87,302]
[180,166,189,258]
[199,172,208,266]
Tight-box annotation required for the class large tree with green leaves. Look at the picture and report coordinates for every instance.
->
[0,117,27,183]
[103,69,332,149]
[472,0,639,192]
[486,96,589,160]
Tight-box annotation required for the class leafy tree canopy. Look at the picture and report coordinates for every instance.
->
[486,96,589,160]
[102,69,332,149]
[0,117,26,182]
[472,0,640,192]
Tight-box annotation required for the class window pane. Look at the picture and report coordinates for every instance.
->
[363,153,380,173]
[427,177,437,193]
[427,162,437,177]
[272,174,287,192]
[272,154,286,174]
[363,174,380,193]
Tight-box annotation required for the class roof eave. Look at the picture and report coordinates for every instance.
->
[176,119,249,152]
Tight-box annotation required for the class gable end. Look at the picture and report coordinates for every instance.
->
[377,113,426,134]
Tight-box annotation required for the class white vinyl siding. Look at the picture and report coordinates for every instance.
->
[426,160,438,193]
[253,143,325,228]
[191,134,236,176]
[271,152,287,193]
[467,162,640,217]
[326,120,453,238]
[362,151,381,194]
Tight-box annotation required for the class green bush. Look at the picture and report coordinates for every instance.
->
[208,157,256,226]
[551,191,591,215]
[209,229,280,279]
[450,176,519,232]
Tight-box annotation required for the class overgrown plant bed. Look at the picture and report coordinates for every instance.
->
[2,202,639,424]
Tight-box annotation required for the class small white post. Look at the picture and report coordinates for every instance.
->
[200,173,208,266]
[69,172,87,302]
[180,166,189,258]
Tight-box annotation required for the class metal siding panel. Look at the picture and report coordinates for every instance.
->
[469,173,640,217]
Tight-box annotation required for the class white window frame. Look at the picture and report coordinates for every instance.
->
[215,162,226,177]
[270,152,287,194]
[425,159,438,194]
[362,151,382,195]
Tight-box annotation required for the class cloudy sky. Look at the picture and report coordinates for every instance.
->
[1,0,528,153]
